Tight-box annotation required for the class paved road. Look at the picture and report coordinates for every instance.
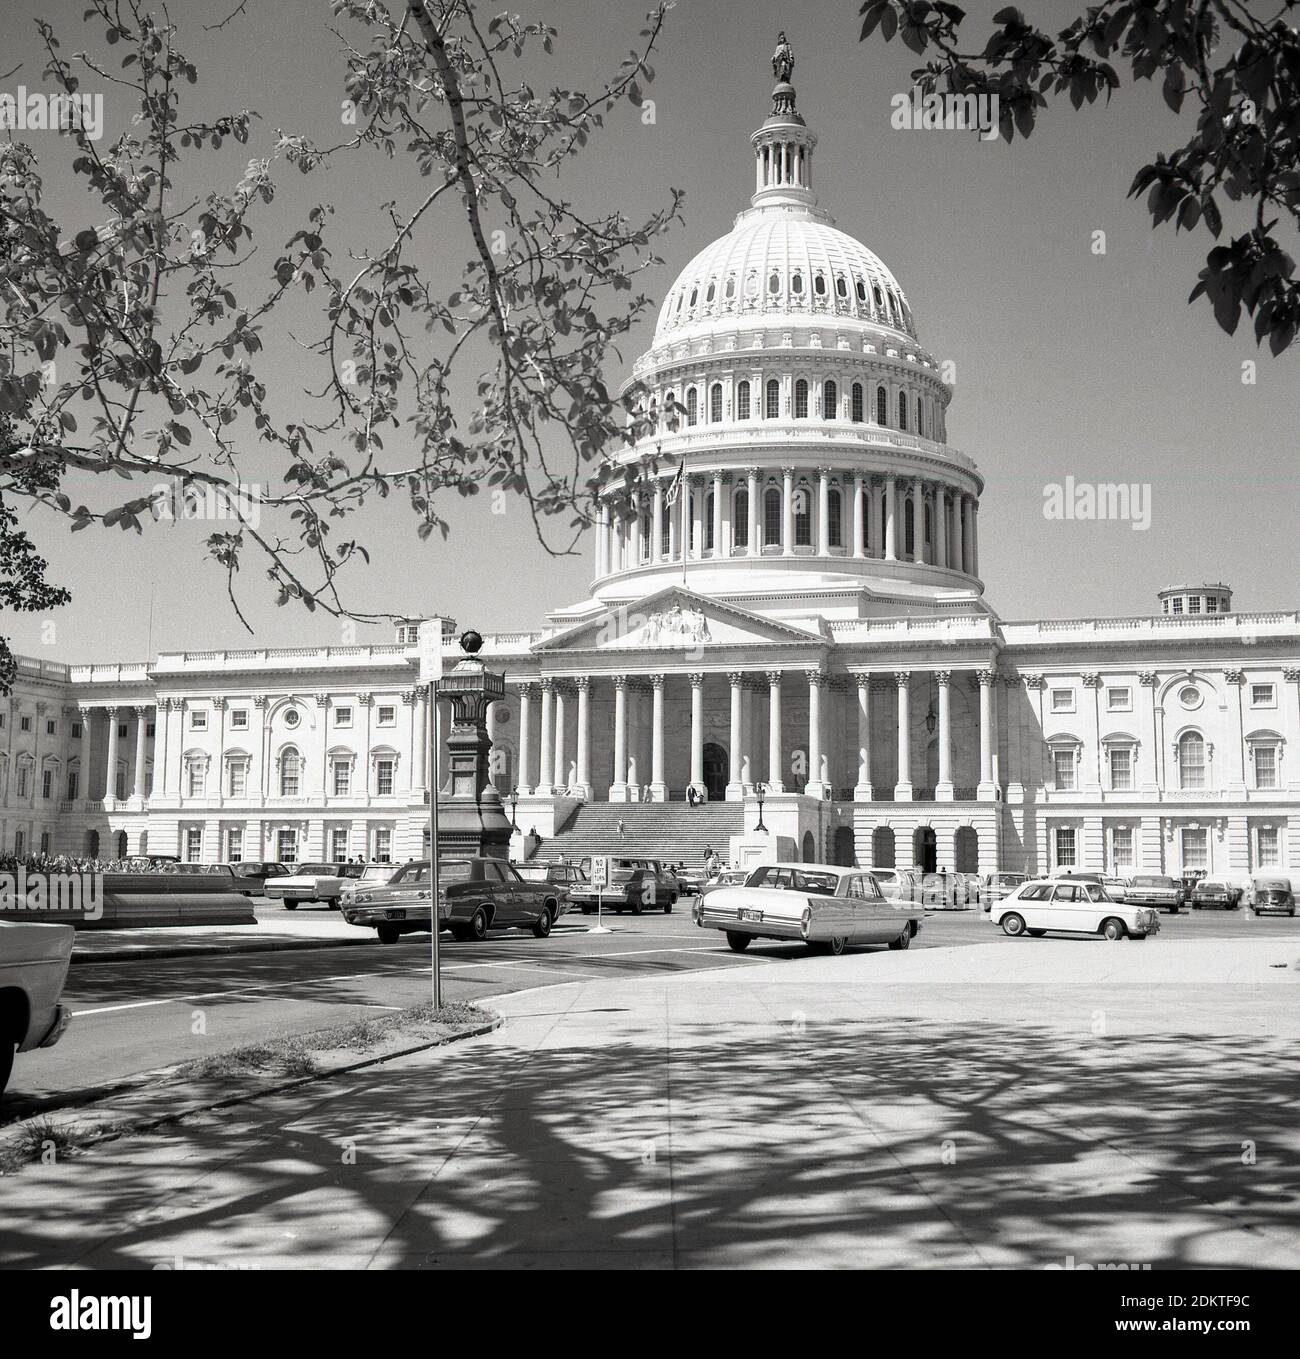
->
[6,902,1297,1120]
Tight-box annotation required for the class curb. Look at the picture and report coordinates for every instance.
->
[0,1011,503,1172]
[71,934,379,966]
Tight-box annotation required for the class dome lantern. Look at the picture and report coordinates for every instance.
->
[751,31,817,210]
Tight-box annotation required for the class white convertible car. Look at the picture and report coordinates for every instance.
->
[0,919,75,1098]
[692,862,923,955]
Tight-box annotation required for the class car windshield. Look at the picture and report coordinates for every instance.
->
[996,873,1026,886]
[1133,876,1175,887]
[296,864,338,875]
[515,866,550,881]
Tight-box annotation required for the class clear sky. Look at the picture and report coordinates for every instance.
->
[3,0,1296,665]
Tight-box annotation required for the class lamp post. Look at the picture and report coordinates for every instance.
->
[509,789,518,832]
[754,780,768,834]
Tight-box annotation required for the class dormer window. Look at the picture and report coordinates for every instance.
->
[768,271,780,295]
[791,272,803,295]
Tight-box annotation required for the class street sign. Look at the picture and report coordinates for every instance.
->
[590,856,609,888]
[418,618,444,683]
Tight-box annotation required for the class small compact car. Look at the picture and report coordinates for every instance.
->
[1246,876,1295,916]
[0,919,74,1098]
[693,862,922,955]
[1191,878,1240,910]
[343,857,560,943]
[990,879,1160,941]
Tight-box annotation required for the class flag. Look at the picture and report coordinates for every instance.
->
[664,460,685,506]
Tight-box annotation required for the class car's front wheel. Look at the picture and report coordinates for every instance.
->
[1001,912,1026,938]
[1101,917,1127,941]
[725,931,751,952]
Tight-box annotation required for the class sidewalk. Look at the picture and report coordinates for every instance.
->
[70,906,377,964]
[2,938,1296,1269]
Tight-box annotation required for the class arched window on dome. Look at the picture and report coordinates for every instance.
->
[861,483,873,554]
[897,390,908,431]
[675,291,684,314]
[827,488,843,548]
[822,379,837,420]
[765,378,780,419]
[736,380,751,421]
[851,382,864,423]
[733,486,749,549]
[686,388,698,427]
[791,271,804,296]
[876,385,888,426]
[744,271,758,299]
[836,274,847,298]
[814,272,827,297]
[794,379,808,419]
[923,500,933,554]
[904,497,915,558]
[872,283,884,313]
[1178,732,1207,789]
[689,286,698,307]
[887,292,899,326]
[705,280,715,303]
[768,271,780,296]
[916,395,925,439]
[763,486,782,547]
[710,383,723,424]
[794,482,812,546]
[640,505,652,560]
[705,491,715,552]
[855,277,867,302]
[725,276,736,300]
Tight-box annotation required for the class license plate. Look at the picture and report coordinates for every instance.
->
[384,909,406,920]
[737,908,763,922]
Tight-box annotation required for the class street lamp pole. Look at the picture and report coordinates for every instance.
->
[754,781,768,834]
[427,677,441,1010]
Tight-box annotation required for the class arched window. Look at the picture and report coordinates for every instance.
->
[836,274,848,298]
[705,280,715,303]
[923,501,933,551]
[686,388,698,426]
[664,390,676,430]
[794,379,808,418]
[763,486,782,546]
[916,394,924,437]
[640,506,652,559]
[872,283,884,312]
[709,383,723,423]
[794,483,812,546]
[736,380,751,420]
[815,272,827,296]
[660,504,671,558]
[724,276,735,300]
[791,271,803,296]
[851,382,864,423]
[1178,732,1207,789]
[764,378,780,419]
[822,379,837,419]
[827,489,843,548]
[705,491,715,551]
[904,498,915,557]
[872,825,895,868]
[689,286,698,307]
[855,277,866,302]
[768,271,780,296]
[876,385,888,425]
[280,747,301,797]
[897,390,908,431]
[733,487,749,549]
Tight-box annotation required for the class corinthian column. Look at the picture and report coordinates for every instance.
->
[894,673,913,801]
[726,671,744,801]
[766,670,785,792]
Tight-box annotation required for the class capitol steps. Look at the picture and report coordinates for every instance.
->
[535,802,746,868]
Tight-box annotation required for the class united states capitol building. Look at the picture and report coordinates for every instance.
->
[3,55,1297,881]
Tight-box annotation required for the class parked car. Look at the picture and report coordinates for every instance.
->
[265,861,367,910]
[980,871,1028,912]
[513,861,586,920]
[342,857,559,943]
[1191,878,1240,910]
[693,862,923,955]
[1125,874,1185,913]
[339,862,400,911]
[990,880,1160,941]
[699,868,749,899]
[1180,869,1207,901]
[225,861,291,895]
[0,919,74,1098]
[169,863,263,895]
[566,858,678,914]
[865,866,922,903]
[1246,876,1295,916]
[1100,875,1130,903]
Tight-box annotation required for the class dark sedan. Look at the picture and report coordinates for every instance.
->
[1247,877,1296,917]
[1191,878,1241,910]
[342,857,560,943]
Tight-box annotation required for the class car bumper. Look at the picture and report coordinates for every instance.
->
[343,903,450,929]
[694,901,804,940]
[37,1004,73,1050]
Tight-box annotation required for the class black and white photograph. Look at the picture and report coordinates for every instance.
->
[0,0,1296,1324]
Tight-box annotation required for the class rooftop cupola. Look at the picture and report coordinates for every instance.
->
[751,31,818,210]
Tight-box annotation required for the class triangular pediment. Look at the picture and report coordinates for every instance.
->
[534,587,825,654]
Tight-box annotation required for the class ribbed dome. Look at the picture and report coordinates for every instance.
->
[653,207,917,343]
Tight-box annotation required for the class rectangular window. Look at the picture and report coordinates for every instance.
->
[334,706,353,728]
[115,769,127,800]
[40,832,50,855]
[20,715,31,733]
[1250,683,1275,707]
[1106,687,1131,712]
[41,769,52,800]
[377,705,395,726]
[1054,827,1076,869]
[373,827,392,863]
[763,490,781,546]
[1111,826,1134,872]
[1253,746,1278,789]
[229,709,248,730]
[1172,597,1184,614]
[1188,595,1201,614]
[1052,749,1076,791]
[71,721,81,739]
[118,722,127,739]
[1257,826,1280,869]
[12,830,23,856]
[228,762,247,797]
[277,828,297,863]
[376,759,394,796]
[66,771,78,801]
[1206,596,1218,613]
[0,713,6,730]
[46,719,56,737]
[330,825,349,861]
[185,826,203,862]
[16,767,28,798]
[1181,827,1207,871]
[191,710,208,731]
[333,761,351,796]
[227,827,243,863]
[1109,747,1133,791]
[1050,688,1074,713]
[187,764,205,797]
